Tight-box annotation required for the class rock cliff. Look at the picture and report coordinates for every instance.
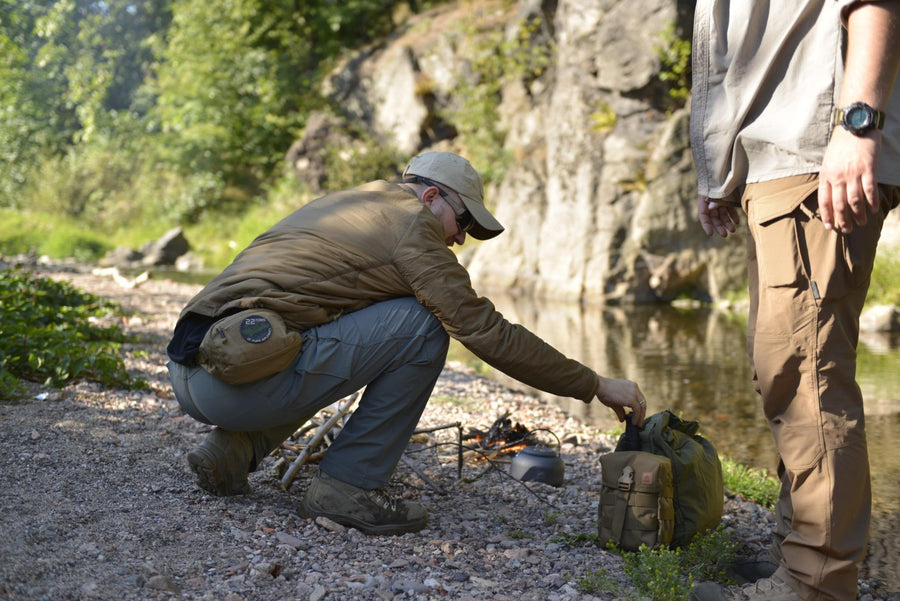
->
[308,0,898,304]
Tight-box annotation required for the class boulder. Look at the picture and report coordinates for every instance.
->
[860,305,900,333]
[284,112,354,193]
[140,227,190,266]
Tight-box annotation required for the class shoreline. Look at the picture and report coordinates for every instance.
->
[0,263,896,600]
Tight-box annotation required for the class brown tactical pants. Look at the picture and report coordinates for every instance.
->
[742,174,899,601]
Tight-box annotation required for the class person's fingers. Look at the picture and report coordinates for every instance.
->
[819,181,835,231]
[725,205,740,231]
[698,196,714,236]
[863,172,881,215]
[846,177,868,228]
[634,391,647,427]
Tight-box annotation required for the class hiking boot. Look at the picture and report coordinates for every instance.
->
[187,428,253,496]
[300,471,427,535]
[690,576,802,601]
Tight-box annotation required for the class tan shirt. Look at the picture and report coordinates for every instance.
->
[178,181,599,402]
[690,0,900,203]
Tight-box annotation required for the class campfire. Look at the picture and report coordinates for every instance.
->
[463,412,535,461]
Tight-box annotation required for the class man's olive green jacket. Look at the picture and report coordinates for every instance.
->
[178,180,598,402]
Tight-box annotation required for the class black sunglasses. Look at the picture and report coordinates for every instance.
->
[455,209,475,234]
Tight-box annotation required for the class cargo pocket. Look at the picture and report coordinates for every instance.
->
[748,193,809,290]
[774,423,824,474]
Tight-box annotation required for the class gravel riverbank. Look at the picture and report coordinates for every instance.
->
[1,264,896,601]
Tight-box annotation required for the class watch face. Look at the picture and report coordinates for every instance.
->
[846,106,872,129]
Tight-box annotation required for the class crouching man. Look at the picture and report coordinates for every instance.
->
[166,151,647,535]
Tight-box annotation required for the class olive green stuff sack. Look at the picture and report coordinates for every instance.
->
[629,410,724,547]
[598,450,676,550]
[198,309,303,385]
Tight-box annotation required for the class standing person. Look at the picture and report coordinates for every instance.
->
[166,151,648,535]
[689,2,900,600]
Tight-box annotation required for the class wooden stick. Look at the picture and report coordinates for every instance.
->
[279,392,359,490]
[457,424,463,481]
[400,455,447,494]
[413,422,461,435]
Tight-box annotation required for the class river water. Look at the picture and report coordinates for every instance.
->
[451,293,900,590]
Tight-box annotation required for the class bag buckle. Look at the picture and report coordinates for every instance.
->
[618,465,634,491]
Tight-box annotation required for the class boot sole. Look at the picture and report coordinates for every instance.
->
[300,498,426,536]
[187,447,251,496]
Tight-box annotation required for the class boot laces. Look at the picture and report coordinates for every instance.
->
[368,489,400,513]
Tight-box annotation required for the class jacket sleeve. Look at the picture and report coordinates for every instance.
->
[393,214,599,402]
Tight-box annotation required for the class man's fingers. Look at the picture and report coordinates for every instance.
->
[697,196,714,236]
[846,178,868,227]
[863,174,881,215]
[726,206,740,230]
[712,206,738,236]
[818,182,835,231]
[699,197,739,238]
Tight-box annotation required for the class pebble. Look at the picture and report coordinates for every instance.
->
[309,583,326,601]
[275,531,304,548]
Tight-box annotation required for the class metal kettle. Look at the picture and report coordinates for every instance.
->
[509,446,565,486]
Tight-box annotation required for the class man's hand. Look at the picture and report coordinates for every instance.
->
[698,196,740,238]
[818,127,881,234]
[820,0,900,233]
[595,376,647,427]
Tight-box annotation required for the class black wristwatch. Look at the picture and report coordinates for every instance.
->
[833,102,886,136]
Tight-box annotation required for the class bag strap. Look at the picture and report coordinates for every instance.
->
[610,466,634,540]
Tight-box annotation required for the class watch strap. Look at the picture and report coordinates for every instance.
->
[833,103,887,131]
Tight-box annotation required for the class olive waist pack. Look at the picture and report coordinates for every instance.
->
[197,309,303,385]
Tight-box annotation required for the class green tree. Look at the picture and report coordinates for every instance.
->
[0,0,170,207]
[149,0,410,186]
[150,0,306,180]
[2,0,432,227]
[0,1,77,204]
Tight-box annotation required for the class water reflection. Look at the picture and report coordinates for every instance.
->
[453,293,900,589]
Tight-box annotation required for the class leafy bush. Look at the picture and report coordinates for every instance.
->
[623,544,694,600]
[320,133,405,193]
[24,143,138,224]
[0,209,114,263]
[654,22,692,113]
[563,528,736,600]
[0,268,144,399]
[721,458,780,511]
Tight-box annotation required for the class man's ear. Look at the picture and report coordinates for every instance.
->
[420,186,440,207]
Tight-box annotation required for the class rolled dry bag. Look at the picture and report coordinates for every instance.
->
[632,410,724,547]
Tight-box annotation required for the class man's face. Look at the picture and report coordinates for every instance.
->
[423,187,468,247]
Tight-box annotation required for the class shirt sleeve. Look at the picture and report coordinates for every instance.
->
[392,212,599,402]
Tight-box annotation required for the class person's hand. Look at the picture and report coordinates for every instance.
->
[698,196,740,238]
[818,127,881,234]
[595,376,647,427]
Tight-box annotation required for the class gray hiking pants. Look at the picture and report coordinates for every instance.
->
[168,296,450,489]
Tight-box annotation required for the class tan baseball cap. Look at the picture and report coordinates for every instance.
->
[402,152,504,240]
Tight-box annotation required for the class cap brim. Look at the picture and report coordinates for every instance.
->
[460,194,504,240]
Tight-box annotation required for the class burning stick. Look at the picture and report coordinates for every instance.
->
[463,412,531,458]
